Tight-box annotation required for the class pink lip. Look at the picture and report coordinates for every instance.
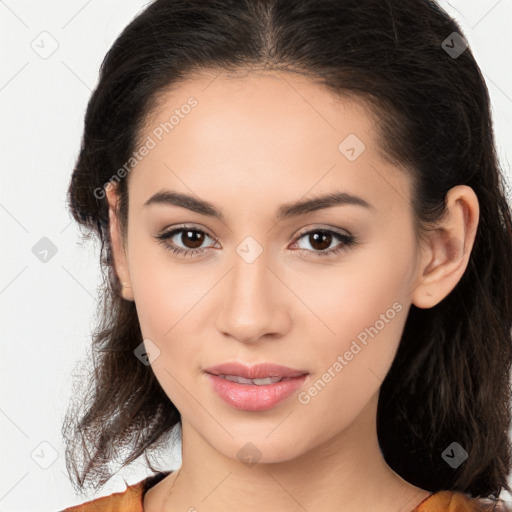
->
[203,362,309,411]
[203,362,308,379]
[205,374,308,411]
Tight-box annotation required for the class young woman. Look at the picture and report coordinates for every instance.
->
[60,0,512,511]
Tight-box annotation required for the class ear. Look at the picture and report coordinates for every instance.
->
[105,184,133,301]
[411,185,479,309]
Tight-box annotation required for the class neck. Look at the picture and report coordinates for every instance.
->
[150,392,431,512]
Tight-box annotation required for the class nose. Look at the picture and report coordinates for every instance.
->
[215,250,292,345]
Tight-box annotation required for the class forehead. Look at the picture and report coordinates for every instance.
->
[128,70,411,218]
[141,70,378,152]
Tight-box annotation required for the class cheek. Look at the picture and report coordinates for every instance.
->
[296,251,407,349]
[126,233,204,338]
[294,247,410,399]
[292,273,408,436]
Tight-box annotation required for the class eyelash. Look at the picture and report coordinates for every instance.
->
[155,224,357,259]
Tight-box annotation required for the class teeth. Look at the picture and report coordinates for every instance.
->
[219,374,284,385]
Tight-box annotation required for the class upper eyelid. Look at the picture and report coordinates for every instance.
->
[294,225,351,237]
[162,224,216,242]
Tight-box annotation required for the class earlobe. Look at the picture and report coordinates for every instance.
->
[105,184,133,301]
[411,185,479,309]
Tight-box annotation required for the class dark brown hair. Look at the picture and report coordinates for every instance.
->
[63,0,512,505]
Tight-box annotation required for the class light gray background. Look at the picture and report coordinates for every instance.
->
[1,1,511,510]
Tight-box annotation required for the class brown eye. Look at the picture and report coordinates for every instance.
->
[155,225,356,259]
[292,228,356,258]
[155,226,216,258]
[307,232,333,251]
[178,229,206,249]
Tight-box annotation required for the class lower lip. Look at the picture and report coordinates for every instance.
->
[205,373,309,411]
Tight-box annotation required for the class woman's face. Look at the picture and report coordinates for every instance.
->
[110,71,426,463]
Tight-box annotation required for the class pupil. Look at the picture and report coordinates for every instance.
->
[183,230,204,249]
[311,232,331,250]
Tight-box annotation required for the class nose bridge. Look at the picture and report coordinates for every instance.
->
[216,242,289,342]
[231,245,269,303]
[227,229,274,302]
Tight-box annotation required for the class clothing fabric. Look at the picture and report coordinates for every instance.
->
[60,471,510,512]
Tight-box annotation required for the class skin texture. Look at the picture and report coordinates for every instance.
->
[105,70,479,511]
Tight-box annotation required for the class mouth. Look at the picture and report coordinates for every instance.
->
[203,362,309,412]
[203,361,308,380]
[212,374,299,385]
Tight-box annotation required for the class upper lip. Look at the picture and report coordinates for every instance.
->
[204,362,308,379]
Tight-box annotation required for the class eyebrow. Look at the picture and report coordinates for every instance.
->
[143,189,374,222]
